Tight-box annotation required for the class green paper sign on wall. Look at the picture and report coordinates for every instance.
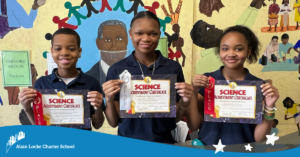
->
[1,51,32,87]
[156,37,168,58]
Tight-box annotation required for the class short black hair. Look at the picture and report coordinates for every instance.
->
[283,97,294,108]
[282,0,289,4]
[130,11,160,28]
[281,33,289,40]
[51,28,81,48]
[273,119,279,125]
[271,36,279,41]
[215,25,260,64]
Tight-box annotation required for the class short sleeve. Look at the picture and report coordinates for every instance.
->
[105,66,120,102]
[294,40,300,49]
[285,109,288,115]
[176,66,185,102]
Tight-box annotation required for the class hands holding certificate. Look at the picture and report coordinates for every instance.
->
[261,83,279,108]
[87,91,103,110]
[19,88,37,111]
[103,80,124,101]
[192,74,209,92]
[175,83,194,106]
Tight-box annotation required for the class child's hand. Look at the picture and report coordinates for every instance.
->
[103,80,123,101]
[19,88,37,111]
[192,74,209,93]
[87,91,103,110]
[175,83,194,106]
[261,83,279,108]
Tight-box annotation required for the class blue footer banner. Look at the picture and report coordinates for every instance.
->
[0,126,299,157]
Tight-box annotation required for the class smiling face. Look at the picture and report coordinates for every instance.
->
[219,32,250,70]
[51,34,81,70]
[129,17,161,55]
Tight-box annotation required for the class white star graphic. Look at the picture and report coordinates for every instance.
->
[213,139,226,154]
[266,133,279,145]
[245,143,253,151]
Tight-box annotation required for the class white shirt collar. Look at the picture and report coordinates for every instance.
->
[100,60,109,75]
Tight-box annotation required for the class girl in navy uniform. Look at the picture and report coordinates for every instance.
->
[103,11,193,143]
[187,25,280,145]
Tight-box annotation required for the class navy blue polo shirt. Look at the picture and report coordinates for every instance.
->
[34,68,105,129]
[106,50,185,143]
[198,66,263,145]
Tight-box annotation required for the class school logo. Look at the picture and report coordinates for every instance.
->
[6,131,26,153]
[57,91,65,98]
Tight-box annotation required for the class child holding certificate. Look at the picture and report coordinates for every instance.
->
[103,11,193,143]
[18,28,105,130]
[187,25,280,145]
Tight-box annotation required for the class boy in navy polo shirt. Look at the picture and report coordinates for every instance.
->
[188,26,280,145]
[19,28,105,130]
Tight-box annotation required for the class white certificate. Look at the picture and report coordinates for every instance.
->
[214,83,256,119]
[130,79,170,113]
[41,94,84,124]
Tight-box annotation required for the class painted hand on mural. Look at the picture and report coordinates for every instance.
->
[161,0,182,25]
[80,0,99,17]
[85,20,128,85]
[52,16,78,30]
[126,0,144,16]
[0,0,46,39]
[199,0,225,17]
[65,1,87,26]
[144,1,159,15]
[250,0,267,9]
[32,0,47,10]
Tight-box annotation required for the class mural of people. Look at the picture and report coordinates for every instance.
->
[161,0,182,25]
[199,0,225,17]
[191,0,268,74]
[283,97,300,130]
[271,119,279,136]
[172,24,185,67]
[293,0,300,29]
[279,0,292,31]
[263,36,280,63]
[85,20,128,86]
[268,0,280,31]
[0,0,46,39]
[293,39,300,79]
[278,33,293,63]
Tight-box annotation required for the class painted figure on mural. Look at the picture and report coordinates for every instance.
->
[65,1,87,26]
[113,0,126,12]
[99,0,112,13]
[172,24,185,67]
[86,20,128,86]
[283,97,300,130]
[263,36,280,63]
[52,16,78,30]
[191,0,268,74]
[279,0,292,31]
[199,0,225,17]
[293,38,300,79]
[144,1,159,15]
[279,33,293,63]
[80,0,99,18]
[126,0,144,16]
[293,0,300,29]
[268,0,280,31]
[0,0,47,39]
